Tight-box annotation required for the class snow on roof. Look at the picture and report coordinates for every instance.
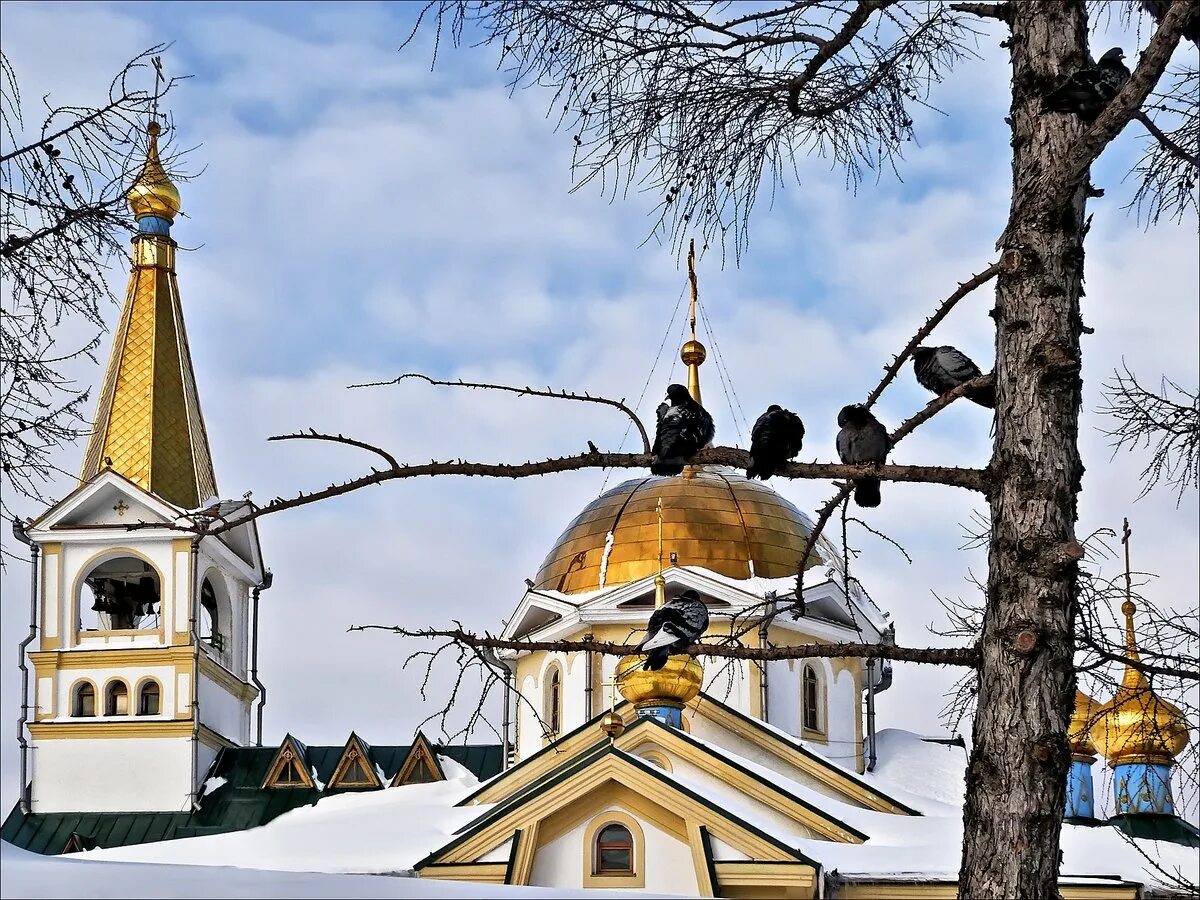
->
[2,840,669,899]
[81,776,486,875]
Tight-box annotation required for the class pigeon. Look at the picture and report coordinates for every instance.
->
[912,346,995,409]
[747,405,805,480]
[651,384,715,476]
[1141,1,1200,47]
[836,404,891,509]
[1043,48,1130,122]
[636,589,710,671]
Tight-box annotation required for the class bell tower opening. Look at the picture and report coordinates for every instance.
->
[78,556,162,633]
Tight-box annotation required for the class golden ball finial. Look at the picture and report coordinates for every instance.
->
[600,711,626,739]
[127,121,181,222]
[615,654,704,707]
[681,339,706,367]
[1121,599,1136,619]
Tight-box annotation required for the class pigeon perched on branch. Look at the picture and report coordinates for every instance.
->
[912,346,995,409]
[637,589,710,671]
[651,384,715,476]
[836,404,891,509]
[1043,48,1130,122]
[747,405,805,480]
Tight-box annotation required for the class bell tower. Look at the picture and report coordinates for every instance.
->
[17,122,267,815]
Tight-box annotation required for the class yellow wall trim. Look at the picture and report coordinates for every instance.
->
[29,719,193,740]
[419,863,508,883]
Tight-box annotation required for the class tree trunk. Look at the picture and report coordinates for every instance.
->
[960,2,1090,898]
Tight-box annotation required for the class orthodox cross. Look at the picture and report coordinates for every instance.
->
[113,500,130,517]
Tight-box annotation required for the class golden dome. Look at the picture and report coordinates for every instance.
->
[1090,600,1190,766]
[681,339,707,366]
[1069,690,1099,757]
[533,467,825,594]
[127,122,181,221]
[616,655,703,707]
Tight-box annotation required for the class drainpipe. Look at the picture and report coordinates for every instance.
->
[12,519,38,814]
[502,663,513,770]
[188,537,202,810]
[583,633,595,721]
[865,660,878,772]
[250,570,272,746]
[758,594,774,724]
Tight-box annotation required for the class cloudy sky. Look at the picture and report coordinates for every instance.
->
[1,2,1196,809]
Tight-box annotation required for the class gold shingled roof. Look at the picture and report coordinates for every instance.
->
[79,127,216,509]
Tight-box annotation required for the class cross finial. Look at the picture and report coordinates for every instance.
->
[151,55,164,123]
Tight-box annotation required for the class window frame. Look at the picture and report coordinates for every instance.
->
[802,663,824,735]
[104,679,130,717]
[71,680,97,717]
[136,679,162,716]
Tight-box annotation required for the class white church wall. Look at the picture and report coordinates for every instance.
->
[197,675,247,742]
[766,657,802,736]
[826,666,859,769]
[703,658,750,714]
[32,736,192,813]
[563,651,588,731]
[517,672,538,760]
[526,805,697,895]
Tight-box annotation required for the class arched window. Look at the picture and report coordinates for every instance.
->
[78,556,160,632]
[594,823,634,875]
[104,681,129,716]
[544,663,563,738]
[137,680,161,716]
[72,682,96,717]
[802,664,822,733]
[200,578,223,650]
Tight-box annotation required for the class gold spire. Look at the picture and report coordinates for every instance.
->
[1089,520,1190,766]
[654,498,667,609]
[681,239,706,405]
[127,122,181,222]
[80,122,216,509]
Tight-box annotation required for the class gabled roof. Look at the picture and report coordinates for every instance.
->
[261,734,316,789]
[417,746,821,876]
[28,469,182,533]
[327,733,383,790]
[391,732,445,786]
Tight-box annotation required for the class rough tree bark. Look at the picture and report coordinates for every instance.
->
[961,2,1089,898]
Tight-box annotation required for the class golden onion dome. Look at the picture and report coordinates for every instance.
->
[1090,600,1190,766]
[533,467,826,594]
[1069,690,1100,757]
[616,654,703,707]
[127,121,181,221]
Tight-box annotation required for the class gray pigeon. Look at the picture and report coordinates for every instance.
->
[912,346,995,409]
[747,405,805,480]
[651,384,715,476]
[1044,48,1130,122]
[637,589,709,671]
[836,404,890,508]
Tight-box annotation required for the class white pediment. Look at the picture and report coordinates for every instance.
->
[28,471,182,535]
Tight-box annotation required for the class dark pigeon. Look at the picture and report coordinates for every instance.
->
[747,405,805,480]
[912,345,995,409]
[651,384,715,476]
[637,589,710,671]
[1141,1,1200,47]
[836,404,890,509]
[1044,48,1130,122]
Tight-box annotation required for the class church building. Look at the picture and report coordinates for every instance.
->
[3,124,1196,898]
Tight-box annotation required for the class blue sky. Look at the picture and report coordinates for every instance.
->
[1,1,1196,807]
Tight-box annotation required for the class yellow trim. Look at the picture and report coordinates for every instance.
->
[68,547,166,645]
[582,810,645,889]
[29,719,193,739]
[392,734,444,786]
[714,861,818,899]
[419,863,508,883]
[198,723,237,750]
[328,735,382,790]
[39,544,63,651]
[687,819,716,898]
[262,736,316,789]
[510,822,540,886]
[639,749,673,773]
[197,652,257,702]
[33,646,192,670]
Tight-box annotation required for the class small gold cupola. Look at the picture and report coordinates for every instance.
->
[80,121,217,510]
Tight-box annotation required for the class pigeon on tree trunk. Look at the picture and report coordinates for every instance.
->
[836,404,891,509]
[912,346,995,409]
[1043,48,1130,122]
[651,384,715,476]
[746,405,805,480]
[637,589,710,671]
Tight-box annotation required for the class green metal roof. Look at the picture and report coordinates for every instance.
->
[3,737,503,856]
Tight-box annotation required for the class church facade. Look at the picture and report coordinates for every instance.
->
[4,123,1197,898]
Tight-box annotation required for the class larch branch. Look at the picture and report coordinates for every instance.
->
[267,429,400,470]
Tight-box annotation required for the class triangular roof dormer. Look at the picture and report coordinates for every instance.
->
[327,733,382,791]
[391,732,446,786]
[261,735,315,790]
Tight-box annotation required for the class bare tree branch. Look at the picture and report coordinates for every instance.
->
[267,428,400,469]
[350,372,652,453]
